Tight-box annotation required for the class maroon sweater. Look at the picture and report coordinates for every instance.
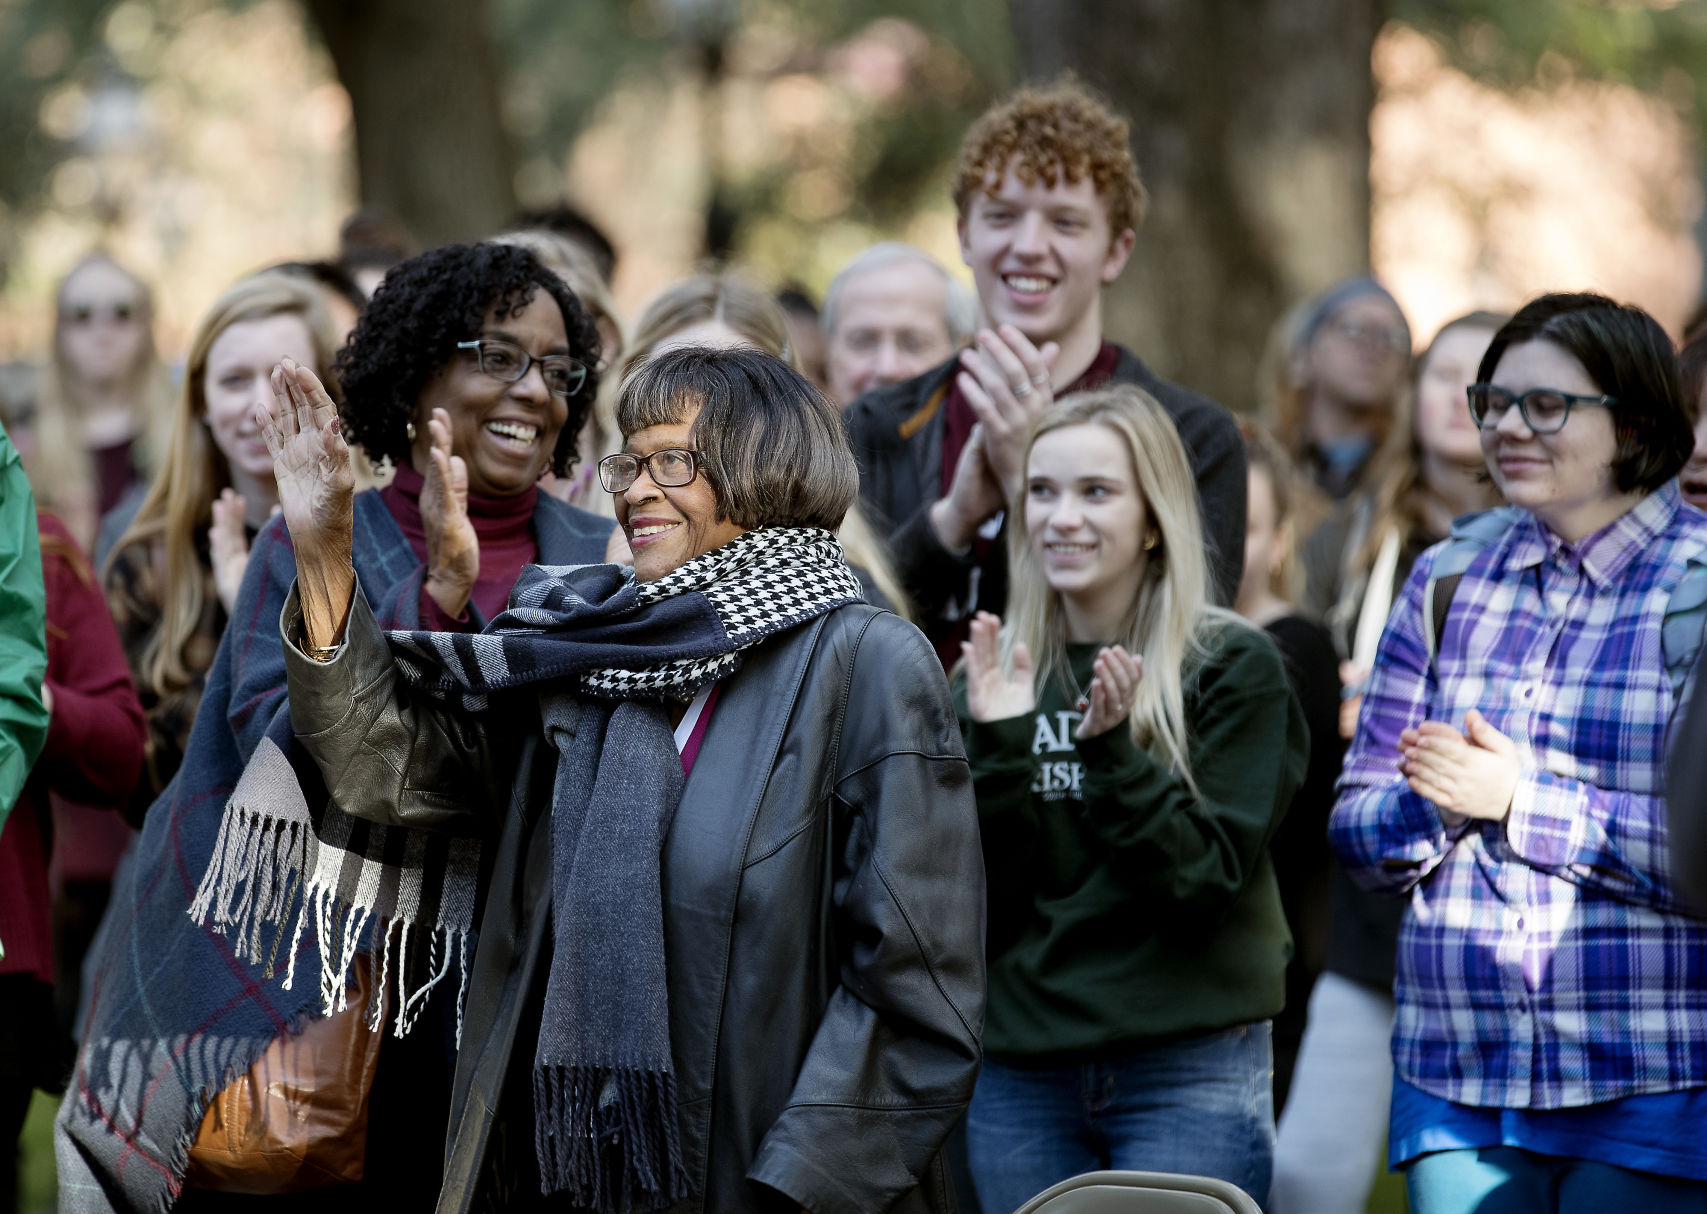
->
[381,462,541,628]
[0,513,144,982]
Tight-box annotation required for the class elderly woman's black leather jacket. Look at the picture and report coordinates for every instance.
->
[284,586,985,1214]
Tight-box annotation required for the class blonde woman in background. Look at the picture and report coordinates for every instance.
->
[492,228,628,513]
[25,253,174,549]
[105,272,342,819]
[1271,310,1506,1214]
[615,269,912,616]
[956,386,1306,1211]
[1268,277,1413,505]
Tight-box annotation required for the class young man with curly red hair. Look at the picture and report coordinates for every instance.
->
[844,79,1245,664]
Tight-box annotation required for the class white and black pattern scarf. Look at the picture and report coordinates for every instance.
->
[388,525,865,704]
[385,526,863,1210]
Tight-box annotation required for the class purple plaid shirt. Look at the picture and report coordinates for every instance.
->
[1330,482,1707,1109]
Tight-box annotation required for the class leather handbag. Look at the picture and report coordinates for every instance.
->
[185,954,384,1193]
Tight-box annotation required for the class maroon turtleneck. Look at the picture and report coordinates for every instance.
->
[380,461,540,629]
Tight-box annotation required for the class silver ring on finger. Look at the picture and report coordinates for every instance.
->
[1012,381,1033,399]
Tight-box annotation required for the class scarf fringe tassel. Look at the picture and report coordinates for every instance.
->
[188,804,470,1045]
[533,1064,692,1212]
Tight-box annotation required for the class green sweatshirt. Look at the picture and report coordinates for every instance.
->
[956,622,1308,1060]
[0,422,47,833]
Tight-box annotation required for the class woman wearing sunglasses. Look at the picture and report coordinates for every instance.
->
[59,243,615,1212]
[1330,293,1707,1212]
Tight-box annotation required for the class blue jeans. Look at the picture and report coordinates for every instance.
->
[1406,1146,1707,1213]
[966,1022,1275,1213]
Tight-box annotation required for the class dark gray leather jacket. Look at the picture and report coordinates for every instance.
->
[284,586,985,1214]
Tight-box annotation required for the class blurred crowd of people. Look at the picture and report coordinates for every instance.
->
[3,74,1707,1214]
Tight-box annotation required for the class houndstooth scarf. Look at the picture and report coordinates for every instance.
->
[388,526,863,1210]
[389,525,864,705]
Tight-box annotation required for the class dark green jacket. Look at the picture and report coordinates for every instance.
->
[0,422,47,833]
[957,622,1307,1058]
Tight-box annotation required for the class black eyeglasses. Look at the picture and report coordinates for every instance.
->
[598,448,702,494]
[1466,383,1617,435]
[456,339,588,398]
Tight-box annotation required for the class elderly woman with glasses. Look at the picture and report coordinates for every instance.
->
[1330,293,1707,1213]
[57,242,616,1212]
[236,343,983,1214]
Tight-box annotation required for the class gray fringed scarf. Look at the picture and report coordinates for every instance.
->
[388,526,864,1210]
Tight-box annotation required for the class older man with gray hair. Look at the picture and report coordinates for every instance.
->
[822,243,976,407]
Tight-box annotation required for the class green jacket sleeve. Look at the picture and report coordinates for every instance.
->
[1076,627,1307,917]
[0,425,49,830]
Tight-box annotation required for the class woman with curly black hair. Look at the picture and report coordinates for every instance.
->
[58,243,616,1212]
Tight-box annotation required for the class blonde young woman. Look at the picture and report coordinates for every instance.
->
[27,253,175,549]
[104,272,340,818]
[615,270,911,615]
[955,385,1307,1211]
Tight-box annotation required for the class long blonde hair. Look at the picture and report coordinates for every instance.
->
[1005,386,1236,795]
[622,271,911,617]
[620,270,792,382]
[1347,310,1508,575]
[29,253,175,541]
[109,272,339,698]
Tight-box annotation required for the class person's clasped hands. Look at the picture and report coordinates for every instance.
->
[1398,707,1521,825]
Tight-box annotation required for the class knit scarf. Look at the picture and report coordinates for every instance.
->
[388,526,863,1209]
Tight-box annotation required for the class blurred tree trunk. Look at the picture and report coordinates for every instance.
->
[1006,0,1384,413]
[303,0,516,248]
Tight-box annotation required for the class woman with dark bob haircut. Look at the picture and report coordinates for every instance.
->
[228,343,983,1213]
[1330,292,1707,1212]
[58,243,616,1212]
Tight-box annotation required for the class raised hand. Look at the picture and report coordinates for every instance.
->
[257,359,353,564]
[1075,645,1143,740]
[209,487,250,614]
[929,424,1007,553]
[255,357,354,648]
[961,611,1036,723]
[956,325,1060,501]
[420,408,479,621]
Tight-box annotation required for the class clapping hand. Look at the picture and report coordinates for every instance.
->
[1074,645,1142,740]
[420,408,478,620]
[209,488,251,614]
[1398,709,1520,823]
[957,325,1060,502]
[929,424,1007,553]
[256,359,353,564]
[961,611,1036,722]
[255,357,354,647]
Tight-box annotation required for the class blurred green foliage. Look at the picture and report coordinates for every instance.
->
[1398,0,1707,129]
[0,0,115,246]
[495,0,1014,232]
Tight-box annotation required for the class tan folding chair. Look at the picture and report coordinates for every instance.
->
[1011,1169,1264,1214]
